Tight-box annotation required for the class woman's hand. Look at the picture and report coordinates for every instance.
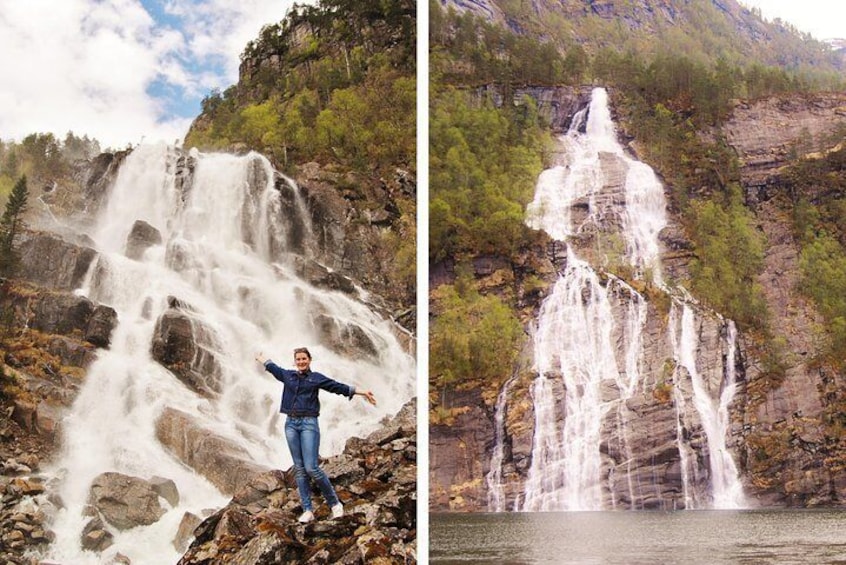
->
[255,352,267,364]
[358,390,377,406]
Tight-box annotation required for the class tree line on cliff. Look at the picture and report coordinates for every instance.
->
[185,0,415,177]
[184,0,417,312]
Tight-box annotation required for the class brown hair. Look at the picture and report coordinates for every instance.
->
[293,347,312,359]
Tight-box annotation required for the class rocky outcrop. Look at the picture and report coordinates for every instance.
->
[476,85,594,133]
[16,231,97,291]
[295,162,416,317]
[87,472,169,530]
[155,407,270,496]
[429,388,496,510]
[178,400,416,564]
[9,230,118,351]
[125,220,163,260]
[439,0,507,25]
[721,92,846,205]
[75,151,130,217]
[289,255,356,295]
[28,293,116,348]
[311,314,381,363]
[151,304,223,397]
[719,92,846,507]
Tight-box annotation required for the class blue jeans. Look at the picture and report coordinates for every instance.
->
[284,416,339,511]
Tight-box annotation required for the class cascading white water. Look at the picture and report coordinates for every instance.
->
[486,374,517,512]
[716,322,744,507]
[526,88,667,273]
[516,85,744,513]
[45,143,415,564]
[668,304,702,509]
[521,251,616,511]
[520,87,668,511]
[671,303,745,509]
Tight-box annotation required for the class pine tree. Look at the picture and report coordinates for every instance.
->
[0,175,29,277]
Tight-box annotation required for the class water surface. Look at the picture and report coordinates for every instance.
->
[431,510,846,564]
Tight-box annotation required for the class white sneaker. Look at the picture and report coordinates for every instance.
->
[331,503,344,519]
[298,510,314,523]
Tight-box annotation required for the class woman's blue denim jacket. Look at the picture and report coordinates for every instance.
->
[263,360,356,417]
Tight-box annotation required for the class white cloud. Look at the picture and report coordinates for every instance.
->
[0,0,310,150]
[740,0,846,41]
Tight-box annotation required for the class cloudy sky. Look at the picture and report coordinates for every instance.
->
[0,0,311,149]
[740,0,846,42]
[1,1,843,151]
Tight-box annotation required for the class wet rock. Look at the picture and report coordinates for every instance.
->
[8,289,117,349]
[311,313,379,362]
[81,517,114,552]
[125,219,163,260]
[78,150,129,216]
[87,472,167,530]
[45,335,97,368]
[155,407,270,495]
[150,307,222,396]
[150,476,180,507]
[178,399,417,564]
[290,256,356,295]
[85,305,118,348]
[0,470,55,562]
[16,230,98,291]
[173,511,203,553]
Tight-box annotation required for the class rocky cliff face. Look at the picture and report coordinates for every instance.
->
[178,400,416,565]
[429,86,846,512]
[721,91,846,506]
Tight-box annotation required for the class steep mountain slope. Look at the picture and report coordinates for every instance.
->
[187,0,417,314]
[430,0,846,511]
[440,0,844,76]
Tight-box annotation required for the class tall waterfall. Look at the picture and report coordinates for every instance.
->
[516,87,744,511]
[45,144,415,564]
[670,304,745,509]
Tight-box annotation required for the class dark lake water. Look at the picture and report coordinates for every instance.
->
[430,510,846,564]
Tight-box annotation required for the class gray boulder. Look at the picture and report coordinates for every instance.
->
[173,511,203,553]
[150,307,222,396]
[155,407,270,495]
[80,517,114,552]
[87,472,167,530]
[17,231,97,291]
[150,476,180,507]
[125,220,162,260]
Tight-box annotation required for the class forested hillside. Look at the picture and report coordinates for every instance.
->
[186,0,415,175]
[185,0,417,311]
[430,0,846,509]
[430,0,846,403]
[0,133,101,212]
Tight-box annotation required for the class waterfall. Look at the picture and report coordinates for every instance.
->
[526,87,666,276]
[671,303,745,509]
[518,87,744,511]
[521,251,616,511]
[486,374,517,512]
[44,144,415,564]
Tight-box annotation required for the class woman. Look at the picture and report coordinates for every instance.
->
[255,347,377,523]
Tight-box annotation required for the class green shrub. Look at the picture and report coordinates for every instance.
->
[688,185,768,329]
[430,281,525,391]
